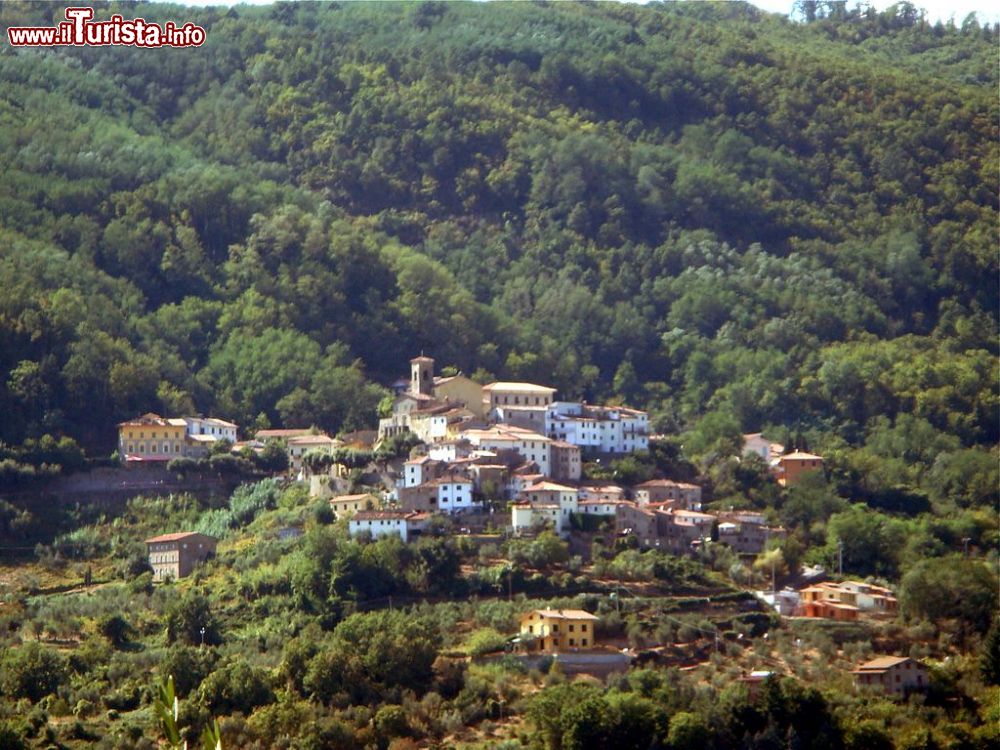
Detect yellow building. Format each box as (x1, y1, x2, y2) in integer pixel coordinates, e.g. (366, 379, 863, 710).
(519, 609, 599, 651)
(482, 382, 557, 412)
(434, 374, 486, 418)
(118, 413, 187, 463)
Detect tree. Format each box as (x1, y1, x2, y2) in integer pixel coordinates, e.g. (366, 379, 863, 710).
(980, 617, 1000, 685)
(0, 643, 67, 702)
(900, 556, 998, 639)
(165, 590, 222, 646)
(98, 614, 133, 648)
(198, 661, 274, 716)
(667, 711, 713, 750)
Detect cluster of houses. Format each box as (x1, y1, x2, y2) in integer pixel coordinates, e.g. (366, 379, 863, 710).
(515, 608, 923, 696)
(128, 354, 842, 614)
(302, 355, 812, 560)
(762, 579, 899, 621)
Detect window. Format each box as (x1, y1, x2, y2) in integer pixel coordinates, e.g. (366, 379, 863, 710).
(581, 638, 588, 646)
(569, 638, 575, 646)
(569, 624, 575, 632)
(552, 624, 559, 632)
(152, 444, 157, 453)
(581, 624, 588, 632)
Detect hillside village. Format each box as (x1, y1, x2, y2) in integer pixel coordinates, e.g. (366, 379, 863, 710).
(112, 353, 888, 625)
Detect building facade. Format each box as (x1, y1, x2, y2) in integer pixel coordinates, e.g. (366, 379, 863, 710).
(519, 609, 599, 651)
(144, 532, 217, 581)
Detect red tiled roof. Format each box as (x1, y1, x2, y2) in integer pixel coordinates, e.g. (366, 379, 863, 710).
(145, 532, 212, 544)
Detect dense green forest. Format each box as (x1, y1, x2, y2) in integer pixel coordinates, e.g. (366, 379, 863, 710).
(1, 0, 996, 457)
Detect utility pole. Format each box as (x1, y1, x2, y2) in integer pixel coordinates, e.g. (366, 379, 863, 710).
(837, 541, 844, 577)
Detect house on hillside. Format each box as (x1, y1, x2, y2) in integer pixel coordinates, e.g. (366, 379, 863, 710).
(434, 372, 486, 418)
(145, 532, 217, 581)
(852, 656, 927, 695)
(633, 479, 702, 509)
(742, 433, 785, 463)
(287, 433, 341, 475)
(519, 609, 599, 652)
(119, 413, 241, 463)
(348, 510, 429, 542)
(483, 382, 557, 412)
(328, 493, 377, 520)
(772, 451, 824, 486)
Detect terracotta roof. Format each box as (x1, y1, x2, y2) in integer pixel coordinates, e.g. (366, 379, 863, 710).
(330, 494, 374, 503)
(427, 474, 473, 486)
(852, 656, 914, 673)
(257, 428, 313, 439)
(119, 413, 169, 427)
(780, 451, 823, 461)
(523, 481, 578, 492)
(636, 479, 701, 490)
(550, 440, 580, 450)
(351, 511, 416, 521)
(410, 355, 435, 363)
(522, 609, 598, 621)
(288, 434, 339, 445)
(483, 382, 557, 393)
(145, 532, 213, 544)
(191, 417, 238, 428)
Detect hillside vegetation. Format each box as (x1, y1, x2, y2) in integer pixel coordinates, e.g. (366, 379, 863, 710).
(0, 0, 995, 449)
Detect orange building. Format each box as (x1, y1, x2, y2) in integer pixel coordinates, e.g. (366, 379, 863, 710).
(773, 451, 824, 486)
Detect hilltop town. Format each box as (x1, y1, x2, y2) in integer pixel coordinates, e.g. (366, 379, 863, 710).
(115, 353, 901, 629)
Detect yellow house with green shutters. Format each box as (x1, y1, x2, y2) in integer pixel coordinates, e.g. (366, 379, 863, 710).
(519, 609, 599, 652)
(118, 413, 187, 463)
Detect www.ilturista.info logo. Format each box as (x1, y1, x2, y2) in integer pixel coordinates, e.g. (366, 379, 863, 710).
(7, 7, 206, 48)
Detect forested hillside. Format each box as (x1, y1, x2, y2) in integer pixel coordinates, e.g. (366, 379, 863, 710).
(1, 0, 996, 490)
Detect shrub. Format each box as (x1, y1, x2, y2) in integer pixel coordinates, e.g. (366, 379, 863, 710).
(465, 628, 509, 657)
(0, 643, 67, 702)
(198, 661, 274, 716)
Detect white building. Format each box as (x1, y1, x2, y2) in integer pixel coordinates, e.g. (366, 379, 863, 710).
(462, 426, 552, 476)
(427, 440, 474, 463)
(578, 500, 628, 517)
(743, 433, 785, 463)
(183, 417, 238, 443)
(429, 475, 474, 512)
(545, 402, 649, 454)
(510, 502, 568, 535)
(402, 455, 442, 488)
(348, 510, 428, 542)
